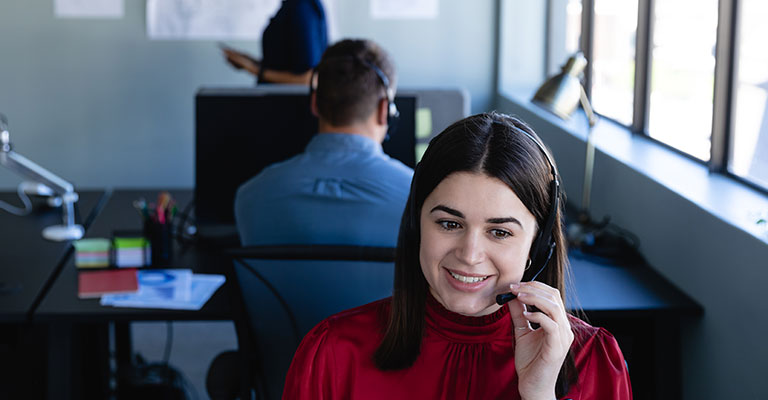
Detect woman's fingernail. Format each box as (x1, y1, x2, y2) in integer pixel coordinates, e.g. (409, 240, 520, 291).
(509, 283, 520, 289)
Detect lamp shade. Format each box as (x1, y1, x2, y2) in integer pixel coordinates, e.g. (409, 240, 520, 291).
(532, 53, 588, 120)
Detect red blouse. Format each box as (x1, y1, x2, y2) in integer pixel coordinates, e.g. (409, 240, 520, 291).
(283, 295, 632, 399)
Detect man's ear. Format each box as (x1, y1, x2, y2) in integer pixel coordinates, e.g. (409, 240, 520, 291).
(310, 92, 319, 117)
(377, 98, 389, 126)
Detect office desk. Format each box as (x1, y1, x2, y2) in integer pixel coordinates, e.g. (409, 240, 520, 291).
(569, 250, 702, 399)
(36, 190, 233, 321)
(0, 191, 105, 322)
(0, 191, 105, 400)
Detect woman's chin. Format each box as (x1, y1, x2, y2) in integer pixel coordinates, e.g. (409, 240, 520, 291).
(446, 296, 500, 317)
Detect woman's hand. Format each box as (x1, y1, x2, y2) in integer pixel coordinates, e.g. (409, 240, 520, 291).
(507, 281, 574, 400)
(221, 48, 260, 76)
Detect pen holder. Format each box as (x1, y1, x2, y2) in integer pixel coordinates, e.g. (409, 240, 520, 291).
(143, 219, 173, 267)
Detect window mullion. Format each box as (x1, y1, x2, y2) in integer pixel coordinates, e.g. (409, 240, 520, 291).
(633, 0, 653, 134)
(710, 0, 738, 172)
(581, 0, 595, 98)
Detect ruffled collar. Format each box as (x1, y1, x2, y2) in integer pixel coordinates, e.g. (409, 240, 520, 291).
(424, 293, 512, 343)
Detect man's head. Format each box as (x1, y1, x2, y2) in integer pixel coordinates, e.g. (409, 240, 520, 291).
(312, 39, 397, 141)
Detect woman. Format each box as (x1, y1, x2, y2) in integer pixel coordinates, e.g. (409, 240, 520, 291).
(222, 0, 327, 84)
(282, 113, 632, 399)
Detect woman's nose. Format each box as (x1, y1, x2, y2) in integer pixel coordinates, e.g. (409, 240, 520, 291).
(455, 231, 485, 265)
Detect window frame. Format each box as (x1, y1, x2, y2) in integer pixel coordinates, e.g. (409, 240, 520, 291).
(547, 0, 767, 195)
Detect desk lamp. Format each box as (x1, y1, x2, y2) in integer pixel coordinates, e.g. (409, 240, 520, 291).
(532, 54, 638, 261)
(0, 114, 84, 241)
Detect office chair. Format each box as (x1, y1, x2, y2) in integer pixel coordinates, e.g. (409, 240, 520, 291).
(208, 245, 395, 400)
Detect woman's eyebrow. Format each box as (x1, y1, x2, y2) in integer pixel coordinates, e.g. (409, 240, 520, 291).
(430, 205, 463, 218)
(487, 217, 523, 228)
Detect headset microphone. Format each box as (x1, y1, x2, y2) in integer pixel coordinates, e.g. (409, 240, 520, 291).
(495, 124, 561, 306)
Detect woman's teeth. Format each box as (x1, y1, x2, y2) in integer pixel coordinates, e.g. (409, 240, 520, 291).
(449, 271, 488, 283)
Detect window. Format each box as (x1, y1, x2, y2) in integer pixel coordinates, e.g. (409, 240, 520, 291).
(547, 0, 767, 192)
(647, 0, 717, 161)
(590, 0, 638, 127)
(732, 0, 768, 188)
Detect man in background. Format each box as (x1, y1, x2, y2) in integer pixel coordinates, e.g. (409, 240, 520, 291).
(234, 38, 413, 247)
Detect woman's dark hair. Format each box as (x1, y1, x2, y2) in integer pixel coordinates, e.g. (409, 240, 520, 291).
(373, 112, 578, 396)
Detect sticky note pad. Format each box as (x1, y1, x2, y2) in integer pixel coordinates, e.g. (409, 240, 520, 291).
(73, 238, 111, 268)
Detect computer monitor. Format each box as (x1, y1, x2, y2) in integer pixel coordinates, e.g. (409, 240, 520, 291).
(195, 86, 417, 229)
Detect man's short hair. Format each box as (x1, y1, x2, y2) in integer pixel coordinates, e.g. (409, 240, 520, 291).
(315, 39, 397, 126)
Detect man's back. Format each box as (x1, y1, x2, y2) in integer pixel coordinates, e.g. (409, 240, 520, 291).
(234, 133, 413, 246)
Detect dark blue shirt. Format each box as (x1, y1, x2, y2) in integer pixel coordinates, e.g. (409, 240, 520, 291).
(261, 0, 328, 77)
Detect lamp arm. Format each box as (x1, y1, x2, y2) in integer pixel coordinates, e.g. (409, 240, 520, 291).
(579, 85, 597, 216)
(0, 150, 75, 196)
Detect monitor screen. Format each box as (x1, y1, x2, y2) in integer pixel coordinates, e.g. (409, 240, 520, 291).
(195, 87, 417, 227)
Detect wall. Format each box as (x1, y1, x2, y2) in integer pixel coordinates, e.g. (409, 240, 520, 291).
(0, 0, 496, 190)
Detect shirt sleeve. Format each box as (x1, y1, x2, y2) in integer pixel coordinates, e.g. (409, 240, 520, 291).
(571, 327, 633, 399)
(287, 0, 326, 73)
(282, 319, 337, 399)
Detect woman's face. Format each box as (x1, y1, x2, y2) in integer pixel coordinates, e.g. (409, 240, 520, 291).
(419, 172, 538, 317)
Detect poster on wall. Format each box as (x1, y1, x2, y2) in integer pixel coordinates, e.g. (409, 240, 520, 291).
(146, 0, 338, 41)
(370, 0, 438, 20)
(146, 0, 281, 40)
(55, 0, 124, 18)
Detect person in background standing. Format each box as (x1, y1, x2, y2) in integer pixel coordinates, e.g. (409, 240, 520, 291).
(221, 0, 327, 84)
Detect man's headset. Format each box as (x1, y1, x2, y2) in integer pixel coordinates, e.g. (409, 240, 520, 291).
(310, 56, 400, 130)
(495, 124, 561, 305)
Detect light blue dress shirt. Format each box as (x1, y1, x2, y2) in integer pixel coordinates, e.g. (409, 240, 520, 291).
(234, 133, 414, 246)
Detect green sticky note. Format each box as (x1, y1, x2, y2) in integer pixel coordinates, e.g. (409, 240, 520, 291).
(416, 108, 433, 139)
(73, 238, 111, 252)
(113, 237, 148, 249)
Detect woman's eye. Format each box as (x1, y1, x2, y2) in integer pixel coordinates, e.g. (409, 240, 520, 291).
(490, 229, 512, 239)
(438, 220, 461, 231)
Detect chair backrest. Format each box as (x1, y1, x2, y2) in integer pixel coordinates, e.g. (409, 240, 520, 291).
(228, 245, 395, 400)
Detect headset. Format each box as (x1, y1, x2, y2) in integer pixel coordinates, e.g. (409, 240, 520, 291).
(496, 123, 561, 305)
(309, 56, 400, 131)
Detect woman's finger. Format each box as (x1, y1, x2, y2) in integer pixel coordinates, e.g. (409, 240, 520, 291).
(507, 298, 533, 337)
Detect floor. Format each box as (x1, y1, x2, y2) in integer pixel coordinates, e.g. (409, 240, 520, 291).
(131, 321, 238, 400)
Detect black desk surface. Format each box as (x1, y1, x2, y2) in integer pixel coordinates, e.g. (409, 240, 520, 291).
(0, 191, 105, 322)
(568, 250, 702, 316)
(35, 190, 233, 321)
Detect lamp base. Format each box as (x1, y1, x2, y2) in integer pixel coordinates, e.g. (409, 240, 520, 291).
(567, 212, 643, 265)
(42, 224, 85, 241)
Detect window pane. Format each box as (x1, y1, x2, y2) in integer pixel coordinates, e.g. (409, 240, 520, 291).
(591, 0, 638, 126)
(732, 0, 768, 189)
(647, 0, 717, 161)
(565, 0, 582, 54)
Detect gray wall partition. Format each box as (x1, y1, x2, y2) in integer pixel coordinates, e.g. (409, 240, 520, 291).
(0, 0, 496, 190)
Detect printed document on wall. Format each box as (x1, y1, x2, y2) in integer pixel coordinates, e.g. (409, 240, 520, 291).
(55, 0, 124, 18)
(370, 0, 439, 19)
(146, 0, 281, 40)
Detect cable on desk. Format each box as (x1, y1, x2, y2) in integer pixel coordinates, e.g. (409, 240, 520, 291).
(233, 257, 301, 348)
(0, 183, 32, 216)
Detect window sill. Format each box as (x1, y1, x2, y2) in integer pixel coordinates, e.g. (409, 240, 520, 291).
(497, 86, 768, 245)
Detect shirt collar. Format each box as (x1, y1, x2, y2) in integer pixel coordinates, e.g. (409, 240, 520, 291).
(305, 133, 383, 155)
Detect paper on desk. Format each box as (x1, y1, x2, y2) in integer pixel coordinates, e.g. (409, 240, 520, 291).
(101, 273, 224, 310)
